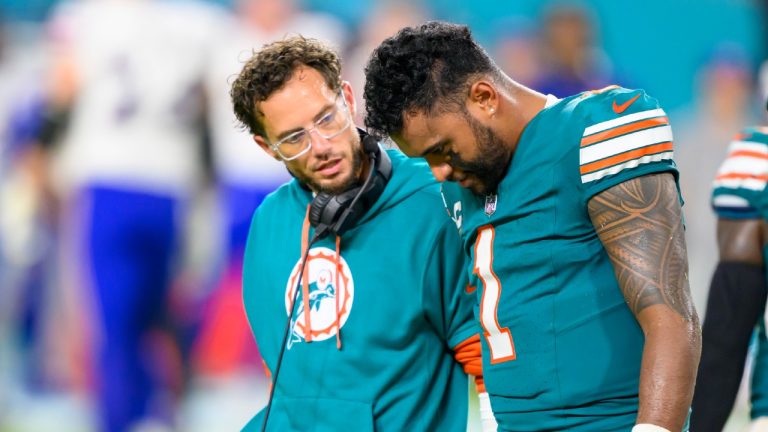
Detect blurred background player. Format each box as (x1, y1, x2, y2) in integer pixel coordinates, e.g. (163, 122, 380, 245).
(530, 3, 619, 97)
(675, 45, 759, 306)
(0, 20, 68, 425)
(343, 0, 428, 125)
(34, 0, 220, 430)
(486, 16, 541, 90)
(691, 62, 768, 432)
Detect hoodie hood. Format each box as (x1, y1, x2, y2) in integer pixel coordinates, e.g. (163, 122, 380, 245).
(356, 146, 436, 223)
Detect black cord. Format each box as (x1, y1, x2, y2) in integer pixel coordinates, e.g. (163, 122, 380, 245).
(329, 150, 378, 235)
(260, 227, 327, 432)
(348, 151, 377, 211)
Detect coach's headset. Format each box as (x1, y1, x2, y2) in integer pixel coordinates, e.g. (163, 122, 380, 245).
(308, 130, 392, 239)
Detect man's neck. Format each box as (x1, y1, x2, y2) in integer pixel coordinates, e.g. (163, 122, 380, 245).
(500, 83, 549, 155)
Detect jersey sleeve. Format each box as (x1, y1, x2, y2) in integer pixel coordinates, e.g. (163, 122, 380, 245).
(421, 216, 478, 350)
(711, 127, 768, 219)
(577, 87, 678, 199)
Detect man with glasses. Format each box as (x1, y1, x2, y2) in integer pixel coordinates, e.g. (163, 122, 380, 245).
(230, 36, 493, 431)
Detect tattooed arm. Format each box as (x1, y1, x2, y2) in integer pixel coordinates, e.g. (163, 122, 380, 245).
(588, 172, 702, 432)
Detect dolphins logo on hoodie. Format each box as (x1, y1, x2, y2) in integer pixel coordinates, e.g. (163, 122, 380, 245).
(284, 247, 355, 349)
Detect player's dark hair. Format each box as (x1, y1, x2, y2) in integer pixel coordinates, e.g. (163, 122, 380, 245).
(231, 36, 343, 138)
(363, 21, 501, 139)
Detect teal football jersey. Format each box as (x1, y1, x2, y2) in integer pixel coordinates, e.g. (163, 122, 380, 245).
(241, 149, 478, 431)
(441, 87, 680, 431)
(710, 127, 768, 419)
(711, 127, 768, 220)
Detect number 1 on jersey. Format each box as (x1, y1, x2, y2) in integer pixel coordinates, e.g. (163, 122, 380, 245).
(474, 226, 516, 363)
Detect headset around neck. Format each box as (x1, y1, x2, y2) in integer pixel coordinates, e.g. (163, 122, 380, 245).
(308, 132, 392, 239)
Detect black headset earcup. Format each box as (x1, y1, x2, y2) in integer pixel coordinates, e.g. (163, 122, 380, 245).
(307, 134, 392, 238)
(309, 192, 334, 228)
(310, 187, 362, 230)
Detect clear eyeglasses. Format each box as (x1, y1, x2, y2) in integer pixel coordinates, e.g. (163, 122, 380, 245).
(269, 92, 352, 161)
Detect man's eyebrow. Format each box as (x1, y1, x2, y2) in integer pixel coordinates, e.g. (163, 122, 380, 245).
(274, 100, 337, 140)
(418, 139, 449, 157)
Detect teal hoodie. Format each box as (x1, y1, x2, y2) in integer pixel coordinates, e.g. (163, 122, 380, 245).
(241, 147, 477, 431)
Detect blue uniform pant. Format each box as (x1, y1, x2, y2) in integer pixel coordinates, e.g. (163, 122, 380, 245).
(80, 186, 178, 432)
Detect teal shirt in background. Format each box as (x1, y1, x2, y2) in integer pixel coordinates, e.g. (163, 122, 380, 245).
(441, 87, 680, 431)
(241, 149, 478, 431)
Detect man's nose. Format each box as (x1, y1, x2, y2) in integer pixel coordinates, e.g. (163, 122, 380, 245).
(429, 161, 453, 183)
(308, 129, 333, 154)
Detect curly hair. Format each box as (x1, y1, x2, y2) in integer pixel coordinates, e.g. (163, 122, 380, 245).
(363, 21, 500, 138)
(230, 36, 343, 137)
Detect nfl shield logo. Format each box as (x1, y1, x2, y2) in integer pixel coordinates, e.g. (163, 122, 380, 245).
(484, 194, 497, 216)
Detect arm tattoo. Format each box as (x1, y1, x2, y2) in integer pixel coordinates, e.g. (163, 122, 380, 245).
(588, 173, 696, 321)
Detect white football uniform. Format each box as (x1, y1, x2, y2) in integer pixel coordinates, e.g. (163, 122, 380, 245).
(51, 0, 221, 196)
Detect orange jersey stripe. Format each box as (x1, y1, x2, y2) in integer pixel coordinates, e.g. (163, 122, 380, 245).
(581, 116, 669, 147)
(727, 150, 768, 160)
(580, 142, 673, 175)
(715, 173, 768, 181)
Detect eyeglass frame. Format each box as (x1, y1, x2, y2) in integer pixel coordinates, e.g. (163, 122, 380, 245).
(266, 88, 353, 161)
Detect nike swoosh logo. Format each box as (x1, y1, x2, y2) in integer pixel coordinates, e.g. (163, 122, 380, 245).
(465, 284, 477, 294)
(612, 94, 641, 114)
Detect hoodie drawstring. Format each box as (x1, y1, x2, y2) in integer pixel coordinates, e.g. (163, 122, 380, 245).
(300, 205, 343, 350)
(300, 206, 312, 343)
(334, 235, 342, 350)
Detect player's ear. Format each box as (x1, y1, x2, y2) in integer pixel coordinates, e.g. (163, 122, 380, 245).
(253, 135, 281, 162)
(341, 80, 356, 117)
(469, 80, 498, 117)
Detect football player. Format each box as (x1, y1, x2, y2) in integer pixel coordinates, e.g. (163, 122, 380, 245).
(364, 21, 700, 432)
(691, 72, 768, 432)
(38, 0, 219, 430)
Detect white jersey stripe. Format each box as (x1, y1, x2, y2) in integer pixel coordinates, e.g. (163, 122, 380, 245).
(581, 152, 673, 183)
(728, 141, 768, 155)
(580, 125, 673, 165)
(712, 177, 767, 191)
(583, 108, 667, 136)
(716, 156, 768, 177)
(712, 194, 752, 209)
